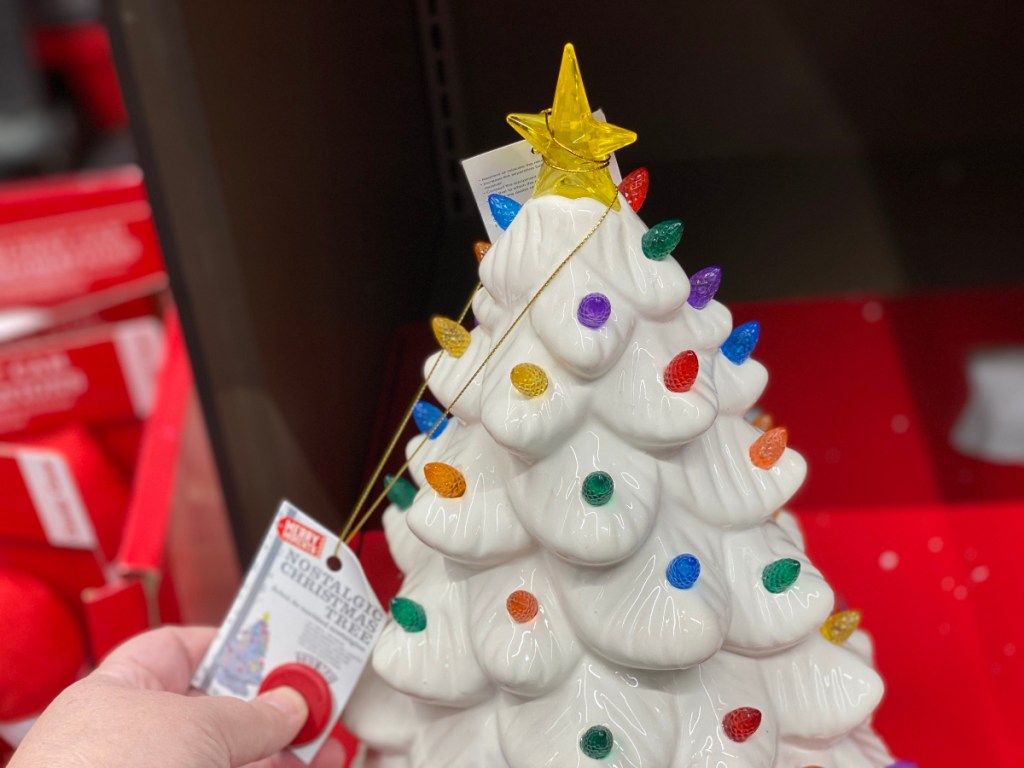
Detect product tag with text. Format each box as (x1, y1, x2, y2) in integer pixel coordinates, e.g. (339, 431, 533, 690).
(461, 108, 623, 241)
(193, 501, 385, 764)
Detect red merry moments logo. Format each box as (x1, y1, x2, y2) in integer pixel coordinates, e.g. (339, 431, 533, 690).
(276, 517, 325, 557)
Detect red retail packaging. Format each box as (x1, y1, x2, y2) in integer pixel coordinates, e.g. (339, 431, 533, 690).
(0, 167, 163, 309)
(0, 317, 164, 437)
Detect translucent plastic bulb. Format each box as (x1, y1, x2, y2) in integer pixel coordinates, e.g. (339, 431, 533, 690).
(663, 350, 699, 392)
(762, 558, 801, 593)
(721, 321, 760, 364)
(641, 219, 683, 260)
(579, 725, 614, 759)
(412, 400, 448, 439)
(750, 426, 788, 469)
(510, 363, 549, 397)
(431, 316, 471, 357)
(581, 471, 614, 506)
(390, 596, 427, 633)
(618, 167, 649, 212)
(722, 707, 762, 742)
(423, 462, 467, 498)
(473, 240, 491, 263)
(666, 554, 701, 589)
(750, 411, 775, 431)
(383, 474, 417, 511)
(488, 194, 521, 230)
(577, 292, 611, 329)
(687, 265, 722, 309)
(821, 609, 862, 644)
(506, 590, 539, 623)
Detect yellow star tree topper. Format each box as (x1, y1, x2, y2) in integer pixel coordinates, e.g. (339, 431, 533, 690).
(508, 44, 637, 207)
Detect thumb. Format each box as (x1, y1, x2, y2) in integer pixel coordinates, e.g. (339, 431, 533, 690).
(192, 687, 309, 766)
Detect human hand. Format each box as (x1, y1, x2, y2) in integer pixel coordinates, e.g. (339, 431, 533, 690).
(9, 626, 345, 768)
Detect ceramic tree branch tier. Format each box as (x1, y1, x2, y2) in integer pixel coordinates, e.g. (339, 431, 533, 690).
(345, 44, 895, 768)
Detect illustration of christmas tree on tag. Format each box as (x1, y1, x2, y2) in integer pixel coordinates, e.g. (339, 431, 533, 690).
(214, 613, 270, 696)
(345, 44, 901, 768)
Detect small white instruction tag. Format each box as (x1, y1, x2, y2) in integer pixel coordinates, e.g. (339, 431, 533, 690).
(192, 501, 385, 764)
(461, 108, 623, 241)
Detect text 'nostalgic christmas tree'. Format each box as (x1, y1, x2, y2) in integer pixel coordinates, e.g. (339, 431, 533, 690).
(345, 44, 895, 768)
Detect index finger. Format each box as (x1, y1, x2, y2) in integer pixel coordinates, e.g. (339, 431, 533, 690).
(96, 625, 219, 693)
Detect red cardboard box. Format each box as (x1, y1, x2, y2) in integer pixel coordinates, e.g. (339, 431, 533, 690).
(0, 317, 164, 438)
(0, 168, 162, 310)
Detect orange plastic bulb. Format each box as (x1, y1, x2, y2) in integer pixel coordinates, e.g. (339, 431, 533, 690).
(750, 426, 788, 469)
(431, 316, 471, 358)
(821, 609, 861, 645)
(423, 462, 467, 498)
(473, 241, 491, 263)
(510, 363, 549, 397)
(506, 590, 539, 623)
(751, 412, 775, 431)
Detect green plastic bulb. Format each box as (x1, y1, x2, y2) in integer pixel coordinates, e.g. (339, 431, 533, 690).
(762, 558, 801, 594)
(384, 474, 417, 511)
(390, 597, 427, 633)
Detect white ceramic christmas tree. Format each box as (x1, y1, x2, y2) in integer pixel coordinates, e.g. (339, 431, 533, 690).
(345, 44, 895, 768)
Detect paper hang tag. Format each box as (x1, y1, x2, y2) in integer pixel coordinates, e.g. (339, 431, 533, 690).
(461, 108, 623, 242)
(192, 501, 385, 764)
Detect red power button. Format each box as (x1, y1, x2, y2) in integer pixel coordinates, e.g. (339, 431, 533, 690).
(257, 663, 333, 746)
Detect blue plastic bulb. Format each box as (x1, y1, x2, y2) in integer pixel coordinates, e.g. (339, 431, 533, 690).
(488, 194, 522, 230)
(412, 400, 448, 439)
(721, 321, 760, 364)
(666, 554, 701, 589)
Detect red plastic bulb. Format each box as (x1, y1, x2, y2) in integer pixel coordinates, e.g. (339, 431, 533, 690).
(663, 350, 699, 393)
(618, 167, 649, 213)
(722, 707, 762, 742)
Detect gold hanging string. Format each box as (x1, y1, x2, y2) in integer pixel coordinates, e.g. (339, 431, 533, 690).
(335, 194, 617, 551)
(336, 284, 479, 545)
(534, 109, 610, 173)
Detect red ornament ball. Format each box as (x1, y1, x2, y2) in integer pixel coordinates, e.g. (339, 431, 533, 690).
(0, 569, 86, 720)
(664, 350, 699, 393)
(722, 706, 762, 742)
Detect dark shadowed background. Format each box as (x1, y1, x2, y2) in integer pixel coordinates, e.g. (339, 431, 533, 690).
(105, 0, 1024, 559)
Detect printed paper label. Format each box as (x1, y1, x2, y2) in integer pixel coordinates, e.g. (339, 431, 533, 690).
(111, 317, 165, 419)
(461, 108, 623, 241)
(193, 501, 385, 764)
(15, 449, 97, 550)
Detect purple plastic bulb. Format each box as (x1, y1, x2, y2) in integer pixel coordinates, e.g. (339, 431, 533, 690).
(688, 266, 722, 309)
(577, 293, 612, 329)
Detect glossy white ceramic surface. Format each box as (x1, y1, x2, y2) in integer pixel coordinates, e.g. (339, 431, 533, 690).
(349, 195, 891, 767)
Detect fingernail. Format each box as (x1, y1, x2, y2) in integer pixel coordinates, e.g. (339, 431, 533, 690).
(257, 685, 308, 718)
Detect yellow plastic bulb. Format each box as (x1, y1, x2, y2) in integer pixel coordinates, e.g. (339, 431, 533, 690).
(507, 44, 636, 207)
(431, 316, 471, 358)
(510, 363, 549, 398)
(821, 609, 862, 645)
(423, 462, 467, 498)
